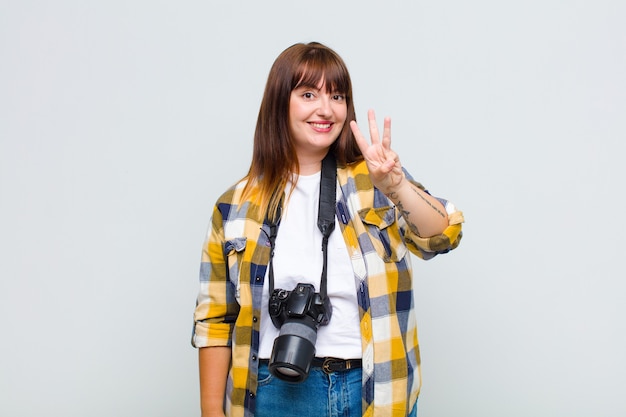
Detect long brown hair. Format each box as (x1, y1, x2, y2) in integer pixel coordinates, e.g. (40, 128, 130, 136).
(241, 42, 362, 221)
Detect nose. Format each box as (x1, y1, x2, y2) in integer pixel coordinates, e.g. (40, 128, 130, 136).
(316, 94, 332, 117)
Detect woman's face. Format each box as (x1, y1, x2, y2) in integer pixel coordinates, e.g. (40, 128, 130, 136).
(288, 81, 347, 161)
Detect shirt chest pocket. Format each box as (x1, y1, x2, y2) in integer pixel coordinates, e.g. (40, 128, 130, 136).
(223, 237, 247, 301)
(358, 206, 407, 263)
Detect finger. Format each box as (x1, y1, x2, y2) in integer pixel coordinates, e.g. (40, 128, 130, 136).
(382, 116, 392, 150)
(367, 109, 380, 144)
(350, 120, 370, 155)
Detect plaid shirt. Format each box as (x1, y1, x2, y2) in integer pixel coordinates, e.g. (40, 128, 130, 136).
(193, 160, 464, 417)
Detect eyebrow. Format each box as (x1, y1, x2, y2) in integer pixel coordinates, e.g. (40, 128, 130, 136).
(294, 84, 345, 95)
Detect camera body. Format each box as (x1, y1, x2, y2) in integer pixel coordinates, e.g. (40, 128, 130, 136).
(268, 283, 332, 382)
(269, 283, 332, 329)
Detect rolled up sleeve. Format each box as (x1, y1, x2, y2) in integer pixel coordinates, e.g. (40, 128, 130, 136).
(402, 191, 465, 260)
(192, 206, 240, 348)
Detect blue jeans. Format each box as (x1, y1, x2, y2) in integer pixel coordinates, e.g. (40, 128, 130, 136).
(255, 362, 418, 417)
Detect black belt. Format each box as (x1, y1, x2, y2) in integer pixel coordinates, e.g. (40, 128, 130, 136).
(259, 357, 362, 374)
(311, 357, 362, 374)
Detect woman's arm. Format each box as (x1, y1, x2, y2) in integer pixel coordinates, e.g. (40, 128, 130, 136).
(194, 202, 238, 417)
(199, 346, 231, 417)
(350, 109, 449, 237)
(384, 178, 448, 237)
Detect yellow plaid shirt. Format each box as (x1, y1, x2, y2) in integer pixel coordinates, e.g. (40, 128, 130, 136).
(193, 160, 464, 416)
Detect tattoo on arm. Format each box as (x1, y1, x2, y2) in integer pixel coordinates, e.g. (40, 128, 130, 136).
(396, 200, 421, 236)
(412, 187, 446, 218)
(386, 187, 445, 218)
(390, 186, 447, 237)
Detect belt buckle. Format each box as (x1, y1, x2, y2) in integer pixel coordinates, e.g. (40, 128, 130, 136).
(322, 357, 338, 374)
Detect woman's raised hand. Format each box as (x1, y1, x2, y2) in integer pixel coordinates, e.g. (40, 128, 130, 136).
(350, 109, 405, 195)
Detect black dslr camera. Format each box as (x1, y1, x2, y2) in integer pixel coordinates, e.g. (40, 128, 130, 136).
(268, 283, 332, 382)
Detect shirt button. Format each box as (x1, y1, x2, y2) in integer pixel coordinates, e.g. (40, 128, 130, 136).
(255, 276, 261, 282)
(252, 355, 257, 361)
(253, 316, 258, 322)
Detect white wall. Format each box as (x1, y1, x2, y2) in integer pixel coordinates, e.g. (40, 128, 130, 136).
(1, 1, 624, 416)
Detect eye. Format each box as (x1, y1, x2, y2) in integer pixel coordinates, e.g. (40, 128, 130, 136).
(332, 94, 345, 102)
(302, 92, 315, 99)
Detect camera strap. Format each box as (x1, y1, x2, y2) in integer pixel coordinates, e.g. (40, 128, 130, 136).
(267, 152, 337, 301)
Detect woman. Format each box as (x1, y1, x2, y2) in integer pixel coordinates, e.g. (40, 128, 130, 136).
(192, 42, 464, 417)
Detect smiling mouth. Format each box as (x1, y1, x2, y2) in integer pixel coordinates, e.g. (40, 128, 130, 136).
(309, 122, 332, 129)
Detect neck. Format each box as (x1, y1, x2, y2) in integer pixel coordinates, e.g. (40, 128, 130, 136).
(298, 160, 322, 175)
(297, 150, 329, 176)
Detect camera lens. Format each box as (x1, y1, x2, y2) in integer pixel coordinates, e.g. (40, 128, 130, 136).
(268, 318, 317, 382)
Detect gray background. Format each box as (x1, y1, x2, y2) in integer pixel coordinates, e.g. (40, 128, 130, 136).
(1, 1, 625, 416)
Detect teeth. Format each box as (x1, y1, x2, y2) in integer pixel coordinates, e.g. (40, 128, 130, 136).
(311, 123, 331, 129)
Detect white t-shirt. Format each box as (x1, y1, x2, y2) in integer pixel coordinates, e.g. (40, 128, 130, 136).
(258, 172, 362, 359)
